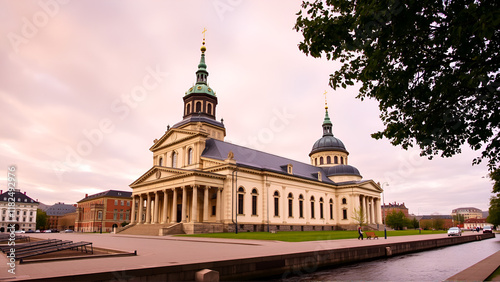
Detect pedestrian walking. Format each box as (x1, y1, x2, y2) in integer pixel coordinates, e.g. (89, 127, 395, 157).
(358, 226, 363, 240)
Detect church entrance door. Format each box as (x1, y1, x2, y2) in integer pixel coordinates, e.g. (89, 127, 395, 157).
(177, 204, 182, 222)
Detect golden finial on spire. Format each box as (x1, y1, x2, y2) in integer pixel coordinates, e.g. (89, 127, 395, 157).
(201, 28, 207, 53)
(323, 90, 328, 109)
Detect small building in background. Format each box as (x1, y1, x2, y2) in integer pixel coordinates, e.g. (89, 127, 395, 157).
(381, 202, 409, 223)
(451, 207, 483, 220)
(75, 190, 132, 232)
(419, 215, 453, 230)
(463, 218, 491, 230)
(0, 189, 39, 232)
(46, 202, 77, 230)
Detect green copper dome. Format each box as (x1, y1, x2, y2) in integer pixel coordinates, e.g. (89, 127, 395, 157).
(186, 84, 216, 96)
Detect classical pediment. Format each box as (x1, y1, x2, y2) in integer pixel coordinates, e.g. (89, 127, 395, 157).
(149, 128, 207, 151)
(130, 166, 190, 187)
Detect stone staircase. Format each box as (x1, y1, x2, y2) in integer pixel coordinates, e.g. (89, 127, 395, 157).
(118, 223, 174, 236)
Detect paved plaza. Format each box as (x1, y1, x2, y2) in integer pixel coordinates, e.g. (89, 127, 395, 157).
(0, 232, 497, 281)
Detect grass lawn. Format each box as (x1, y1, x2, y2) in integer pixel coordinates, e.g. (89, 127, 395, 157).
(177, 229, 446, 242)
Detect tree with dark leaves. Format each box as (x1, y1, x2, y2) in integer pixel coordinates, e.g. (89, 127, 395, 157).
(295, 0, 499, 184)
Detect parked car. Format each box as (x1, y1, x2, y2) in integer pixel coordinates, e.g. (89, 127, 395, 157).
(483, 226, 493, 233)
(35, 230, 41, 233)
(51, 229, 60, 233)
(63, 229, 74, 233)
(43, 229, 51, 233)
(447, 227, 462, 236)
(25, 230, 35, 233)
(14, 230, 25, 234)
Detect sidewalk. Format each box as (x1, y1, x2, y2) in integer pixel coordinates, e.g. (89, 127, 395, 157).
(0, 232, 496, 281)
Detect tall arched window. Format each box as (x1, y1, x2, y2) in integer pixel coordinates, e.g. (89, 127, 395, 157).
(207, 103, 212, 115)
(341, 156, 344, 164)
(196, 101, 202, 113)
(314, 158, 317, 166)
(237, 187, 244, 215)
(187, 148, 193, 165)
(288, 193, 293, 217)
(320, 197, 324, 219)
(251, 189, 258, 216)
(186, 104, 191, 115)
(334, 156, 339, 164)
(159, 157, 163, 166)
(320, 157, 324, 165)
(273, 191, 280, 217)
(342, 198, 347, 205)
(299, 195, 304, 218)
(326, 156, 331, 164)
(329, 199, 334, 220)
(171, 152, 177, 168)
(310, 196, 315, 219)
(342, 209, 348, 220)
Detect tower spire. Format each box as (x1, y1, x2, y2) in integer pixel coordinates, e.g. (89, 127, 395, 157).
(322, 91, 333, 136)
(196, 28, 208, 84)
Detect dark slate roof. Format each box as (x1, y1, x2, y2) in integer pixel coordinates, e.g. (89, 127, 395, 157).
(201, 139, 364, 184)
(172, 116, 225, 129)
(78, 190, 132, 203)
(46, 203, 77, 216)
(0, 190, 38, 204)
(310, 135, 348, 155)
(324, 165, 361, 177)
(421, 215, 453, 220)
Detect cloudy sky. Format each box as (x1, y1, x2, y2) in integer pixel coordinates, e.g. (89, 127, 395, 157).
(0, 0, 493, 215)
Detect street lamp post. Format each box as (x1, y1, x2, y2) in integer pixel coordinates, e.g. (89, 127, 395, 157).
(381, 182, 389, 239)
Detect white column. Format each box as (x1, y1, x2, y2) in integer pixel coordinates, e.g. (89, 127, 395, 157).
(203, 187, 209, 222)
(192, 186, 198, 222)
(130, 195, 136, 224)
(181, 187, 187, 222)
(153, 191, 159, 224)
(172, 188, 178, 222)
(162, 189, 168, 224)
(145, 193, 151, 224)
(138, 194, 144, 224)
(216, 188, 222, 222)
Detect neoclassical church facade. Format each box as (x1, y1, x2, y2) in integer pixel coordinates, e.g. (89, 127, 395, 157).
(123, 39, 383, 235)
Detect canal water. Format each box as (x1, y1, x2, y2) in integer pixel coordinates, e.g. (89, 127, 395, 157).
(281, 235, 500, 281)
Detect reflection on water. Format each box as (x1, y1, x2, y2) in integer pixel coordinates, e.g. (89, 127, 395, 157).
(281, 236, 500, 281)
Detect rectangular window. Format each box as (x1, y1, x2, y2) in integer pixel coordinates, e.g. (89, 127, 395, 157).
(330, 204, 333, 220)
(343, 209, 347, 220)
(237, 194, 244, 215)
(98, 211, 102, 220)
(299, 201, 304, 218)
(114, 200, 118, 205)
(127, 201, 130, 206)
(113, 209, 117, 220)
(252, 195, 257, 215)
(30, 211, 33, 216)
(288, 199, 293, 217)
(121, 200, 124, 206)
(274, 197, 279, 217)
(126, 214, 129, 220)
(311, 202, 315, 219)
(23, 211, 26, 215)
(320, 203, 324, 219)
(212, 205, 216, 216)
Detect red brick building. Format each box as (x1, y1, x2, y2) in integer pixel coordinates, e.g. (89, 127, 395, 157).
(46, 203, 77, 230)
(381, 202, 409, 224)
(75, 190, 132, 232)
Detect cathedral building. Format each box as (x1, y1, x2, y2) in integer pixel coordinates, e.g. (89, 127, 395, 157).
(123, 39, 383, 235)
